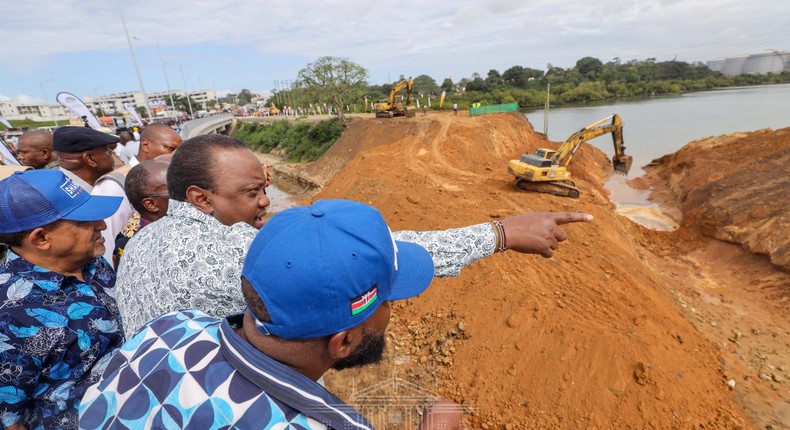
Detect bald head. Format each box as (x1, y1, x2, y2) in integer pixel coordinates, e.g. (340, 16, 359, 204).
(125, 160, 170, 221)
(137, 124, 182, 161)
(17, 131, 56, 169)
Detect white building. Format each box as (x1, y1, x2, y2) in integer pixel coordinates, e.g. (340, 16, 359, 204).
(84, 89, 218, 116)
(707, 51, 790, 76)
(0, 99, 71, 122)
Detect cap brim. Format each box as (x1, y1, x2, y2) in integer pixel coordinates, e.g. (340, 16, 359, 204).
(61, 195, 123, 222)
(388, 240, 435, 301)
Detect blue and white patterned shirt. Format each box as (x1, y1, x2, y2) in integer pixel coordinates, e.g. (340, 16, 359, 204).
(0, 251, 123, 430)
(80, 310, 373, 430)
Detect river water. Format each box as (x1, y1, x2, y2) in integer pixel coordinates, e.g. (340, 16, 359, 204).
(523, 83, 790, 229)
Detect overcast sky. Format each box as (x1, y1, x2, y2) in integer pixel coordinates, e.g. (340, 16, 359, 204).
(2, 0, 789, 104)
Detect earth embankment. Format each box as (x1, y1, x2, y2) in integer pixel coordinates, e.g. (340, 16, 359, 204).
(265, 111, 788, 429)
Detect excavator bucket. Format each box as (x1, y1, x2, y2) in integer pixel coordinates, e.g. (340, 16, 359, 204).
(612, 155, 633, 175)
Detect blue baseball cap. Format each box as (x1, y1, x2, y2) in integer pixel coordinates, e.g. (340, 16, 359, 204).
(242, 199, 435, 340)
(0, 170, 122, 234)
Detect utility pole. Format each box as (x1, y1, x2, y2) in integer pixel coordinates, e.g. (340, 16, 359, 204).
(115, 0, 153, 122)
(180, 65, 194, 118)
(132, 36, 177, 122)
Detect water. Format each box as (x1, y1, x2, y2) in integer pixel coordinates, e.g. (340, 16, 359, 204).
(523, 83, 790, 228)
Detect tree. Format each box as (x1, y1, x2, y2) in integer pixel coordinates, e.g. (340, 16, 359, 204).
(575, 57, 604, 79)
(297, 56, 368, 121)
(441, 78, 453, 92)
(412, 74, 438, 96)
(238, 89, 254, 106)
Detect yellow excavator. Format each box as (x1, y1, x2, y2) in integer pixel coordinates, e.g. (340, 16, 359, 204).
(374, 77, 416, 118)
(507, 114, 633, 198)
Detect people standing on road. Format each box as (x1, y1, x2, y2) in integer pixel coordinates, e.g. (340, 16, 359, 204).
(114, 133, 593, 337)
(453, 102, 458, 116)
(15, 130, 58, 170)
(80, 200, 462, 430)
(92, 124, 183, 263)
(54, 126, 118, 192)
(0, 169, 124, 430)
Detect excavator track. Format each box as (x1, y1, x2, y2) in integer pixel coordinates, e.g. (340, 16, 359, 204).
(514, 179, 580, 198)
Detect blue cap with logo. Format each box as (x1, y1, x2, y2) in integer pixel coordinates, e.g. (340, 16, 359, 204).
(242, 199, 435, 340)
(0, 170, 122, 233)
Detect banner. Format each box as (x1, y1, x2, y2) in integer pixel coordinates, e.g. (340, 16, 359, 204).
(123, 103, 144, 126)
(0, 117, 12, 129)
(56, 92, 101, 129)
(439, 91, 446, 108)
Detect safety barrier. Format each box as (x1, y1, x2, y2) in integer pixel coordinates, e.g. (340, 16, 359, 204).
(469, 102, 519, 116)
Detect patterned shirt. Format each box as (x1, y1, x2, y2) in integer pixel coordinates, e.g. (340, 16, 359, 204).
(79, 310, 372, 430)
(0, 251, 124, 430)
(116, 200, 497, 337)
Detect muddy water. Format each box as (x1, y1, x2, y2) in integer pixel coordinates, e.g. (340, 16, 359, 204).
(524, 83, 790, 229)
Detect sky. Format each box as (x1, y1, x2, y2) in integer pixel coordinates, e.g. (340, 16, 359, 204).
(2, 0, 789, 104)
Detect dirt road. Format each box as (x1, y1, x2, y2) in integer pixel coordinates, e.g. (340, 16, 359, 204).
(262, 111, 789, 429)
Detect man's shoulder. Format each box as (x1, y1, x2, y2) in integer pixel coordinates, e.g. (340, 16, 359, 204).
(128, 310, 220, 342)
(94, 165, 133, 192)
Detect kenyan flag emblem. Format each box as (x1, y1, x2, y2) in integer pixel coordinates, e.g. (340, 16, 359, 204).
(351, 286, 378, 316)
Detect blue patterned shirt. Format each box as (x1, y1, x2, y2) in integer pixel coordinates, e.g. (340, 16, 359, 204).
(80, 310, 373, 430)
(0, 251, 124, 430)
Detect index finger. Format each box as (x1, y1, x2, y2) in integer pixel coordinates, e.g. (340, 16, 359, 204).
(551, 212, 594, 225)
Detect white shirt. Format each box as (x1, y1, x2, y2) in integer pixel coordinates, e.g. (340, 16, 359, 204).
(92, 156, 139, 263)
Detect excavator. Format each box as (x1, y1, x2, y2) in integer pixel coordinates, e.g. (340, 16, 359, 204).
(374, 77, 416, 118)
(507, 114, 633, 198)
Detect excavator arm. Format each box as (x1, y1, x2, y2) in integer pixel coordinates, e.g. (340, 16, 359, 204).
(552, 114, 632, 174)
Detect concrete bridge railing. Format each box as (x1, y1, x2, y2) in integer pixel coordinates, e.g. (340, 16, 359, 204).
(179, 113, 233, 140)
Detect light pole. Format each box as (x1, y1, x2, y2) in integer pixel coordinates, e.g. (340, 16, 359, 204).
(133, 36, 177, 122)
(38, 79, 59, 126)
(180, 66, 195, 118)
(115, 0, 154, 123)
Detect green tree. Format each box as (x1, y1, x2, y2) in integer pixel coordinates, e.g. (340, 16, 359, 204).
(297, 56, 368, 121)
(575, 57, 604, 79)
(440, 78, 453, 92)
(238, 89, 254, 106)
(413, 74, 438, 96)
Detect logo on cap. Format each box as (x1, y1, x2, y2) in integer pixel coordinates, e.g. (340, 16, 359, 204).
(351, 286, 379, 316)
(59, 177, 81, 198)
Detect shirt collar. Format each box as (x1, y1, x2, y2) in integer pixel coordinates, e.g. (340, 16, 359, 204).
(218, 316, 373, 430)
(4, 249, 100, 284)
(167, 199, 225, 226)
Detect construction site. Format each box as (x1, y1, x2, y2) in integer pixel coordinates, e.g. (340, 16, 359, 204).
(263, 110, 789, 429)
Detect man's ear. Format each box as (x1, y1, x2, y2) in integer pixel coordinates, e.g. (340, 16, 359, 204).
(326, 327, 363, 361)
(185, 185, 213, 215)
(82, 151, 98, 168)
(141, 198, 159, 214)
(139, 138, 150, 155)
(27, 227, 51, 251)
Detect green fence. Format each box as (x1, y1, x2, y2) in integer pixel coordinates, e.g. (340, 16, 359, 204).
(469, 102, 519, 116)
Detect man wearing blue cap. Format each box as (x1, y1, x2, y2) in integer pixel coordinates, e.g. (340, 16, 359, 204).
(81, 200, 461, 430)
(0, 170, 125, 430)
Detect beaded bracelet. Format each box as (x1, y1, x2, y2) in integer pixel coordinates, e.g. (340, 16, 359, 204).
(491, 220, 507, 253)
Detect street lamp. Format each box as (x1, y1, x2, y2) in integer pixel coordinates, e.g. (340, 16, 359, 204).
(38, 79, 59, 126)
(115, 0, 154, 123)
(132, 36, 177, 122)
(180, 66, 195, 118)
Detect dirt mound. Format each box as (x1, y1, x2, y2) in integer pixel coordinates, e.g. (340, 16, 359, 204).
(643, 128, 790, 272)
(283, 111, 780, 428)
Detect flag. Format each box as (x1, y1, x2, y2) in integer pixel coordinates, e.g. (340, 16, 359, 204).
(439, 91, 446, 108)
(57, 92, 101, 129)
(123, 103, 144, 126)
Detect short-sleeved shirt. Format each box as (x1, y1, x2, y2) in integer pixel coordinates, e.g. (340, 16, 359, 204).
(0, 251, 124, 430)
(80, 310, 373, 430)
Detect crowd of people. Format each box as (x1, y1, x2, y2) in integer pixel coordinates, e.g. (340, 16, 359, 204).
(0, 125, 592, 429)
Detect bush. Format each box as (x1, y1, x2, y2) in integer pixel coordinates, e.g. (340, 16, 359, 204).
(233, 118, 346, 162)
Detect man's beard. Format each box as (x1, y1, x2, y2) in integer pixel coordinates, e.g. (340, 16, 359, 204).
(331, 328, 386, 371)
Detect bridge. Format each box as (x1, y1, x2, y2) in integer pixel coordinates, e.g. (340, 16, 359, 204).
(179, 113, 234, 140)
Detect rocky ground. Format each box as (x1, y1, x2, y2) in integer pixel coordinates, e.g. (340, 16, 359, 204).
(258, 111, 789, 429)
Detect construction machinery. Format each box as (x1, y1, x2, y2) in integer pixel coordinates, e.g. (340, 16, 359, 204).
(374, 77, 416, 118)
(507, 114, 633, 198)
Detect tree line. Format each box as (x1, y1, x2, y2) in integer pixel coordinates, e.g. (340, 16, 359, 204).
(271, 56, 790, 120)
